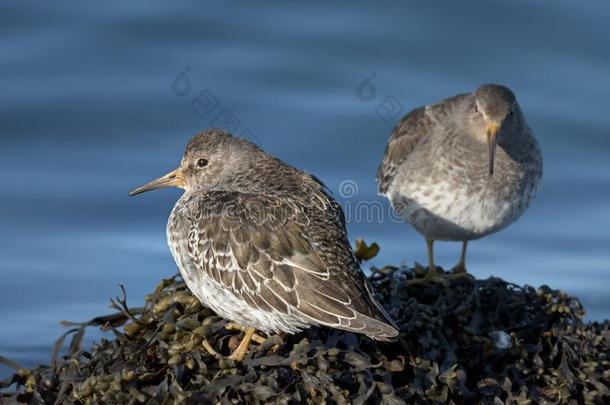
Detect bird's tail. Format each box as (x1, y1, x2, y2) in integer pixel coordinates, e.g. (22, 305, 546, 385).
(354, 312, 400, 341)
(360, 279, 400, 341)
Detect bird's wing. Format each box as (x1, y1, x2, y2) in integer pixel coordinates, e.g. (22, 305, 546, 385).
(376, 93, 468, 195)
(174, 190, 397, 340)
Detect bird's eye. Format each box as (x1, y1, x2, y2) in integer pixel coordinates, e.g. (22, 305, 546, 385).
(508, 110, 514, 118)
(197, 158, 209, 168)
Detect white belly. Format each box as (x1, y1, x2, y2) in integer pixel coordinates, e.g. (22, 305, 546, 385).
(183, 271, 309, 334)
(166, 210, 310, 334)
(388, 179, 527, 241)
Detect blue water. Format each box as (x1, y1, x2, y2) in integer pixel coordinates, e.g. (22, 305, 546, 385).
(1, 1, 609, 376)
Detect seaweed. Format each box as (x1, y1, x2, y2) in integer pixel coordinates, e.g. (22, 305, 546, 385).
(1, 265, 608, 404)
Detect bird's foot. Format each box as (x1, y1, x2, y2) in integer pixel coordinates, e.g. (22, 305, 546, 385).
(225, 322, 266, 344)
(451, 263, 467, 274)
(406, 273, 449, 286)
(446, 271, 474, 282)
(228, 340, 250, 361)
(406, 265, 449, 286)
(407, 264, 474, 286)
(225, 324, 265, 361)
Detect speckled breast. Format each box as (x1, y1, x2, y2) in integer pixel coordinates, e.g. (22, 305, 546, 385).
(388, 164, 540, 241)
(165, 196, 310, 334)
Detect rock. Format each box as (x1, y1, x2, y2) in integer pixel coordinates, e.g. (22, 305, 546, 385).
(1, 265, 608, 404)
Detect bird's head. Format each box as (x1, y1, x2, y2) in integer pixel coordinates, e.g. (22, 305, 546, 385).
(471, 84, 520, 176)
(129, 129, 258, 196)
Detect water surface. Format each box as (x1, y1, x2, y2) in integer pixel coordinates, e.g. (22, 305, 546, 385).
(1, 0, 609, 376)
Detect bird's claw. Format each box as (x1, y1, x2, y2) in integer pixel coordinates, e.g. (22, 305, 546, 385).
(405, 272, 450, 286)
(451, 263, 467, 274)
(225, 325, 263, 362)
(406, 267, 474, 286)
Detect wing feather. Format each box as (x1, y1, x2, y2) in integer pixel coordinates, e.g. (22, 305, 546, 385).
(377, 106, 430, 194)
(377, 93, 469, 195)
(175, 190, 398, 339)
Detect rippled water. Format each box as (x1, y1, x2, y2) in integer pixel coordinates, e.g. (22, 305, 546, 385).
(1, 1, 609, 375)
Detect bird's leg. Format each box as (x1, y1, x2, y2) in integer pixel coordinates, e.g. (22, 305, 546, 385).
(426, 238, 436, 273)
(452, 241, 468, 274)
(407, 239, 448, 285)
(228, 327, 256, 361)
(225, 322, 266, 344)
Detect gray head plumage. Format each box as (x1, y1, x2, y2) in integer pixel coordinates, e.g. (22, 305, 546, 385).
(129, 129, 263, 196)
(473, 84, 517, 124)
(467, 84, 524, 175)
(180, 129, 264, 192)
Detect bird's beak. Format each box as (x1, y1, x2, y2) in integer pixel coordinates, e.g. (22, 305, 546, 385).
(486, 122, 500, 176)
(129, 167, 185, 197)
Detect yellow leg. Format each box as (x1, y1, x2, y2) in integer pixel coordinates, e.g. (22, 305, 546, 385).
(407, 239, 473, 286)
(426, 238, 435, 273)
(225, 322, 266, 344)
(406, 239, 447, 286)
(228, 327, 256, 361)
(452, 241, 468, 274)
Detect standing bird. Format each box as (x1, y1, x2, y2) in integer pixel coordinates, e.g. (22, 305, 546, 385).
(377, 84, 542, 276)
(130, 129, 398, 360)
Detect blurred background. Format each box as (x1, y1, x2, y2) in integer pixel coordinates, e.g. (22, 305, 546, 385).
(1, 0, 609, 376)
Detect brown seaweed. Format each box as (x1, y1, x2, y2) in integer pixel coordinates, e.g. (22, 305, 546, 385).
(1, 265, 608, 404)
